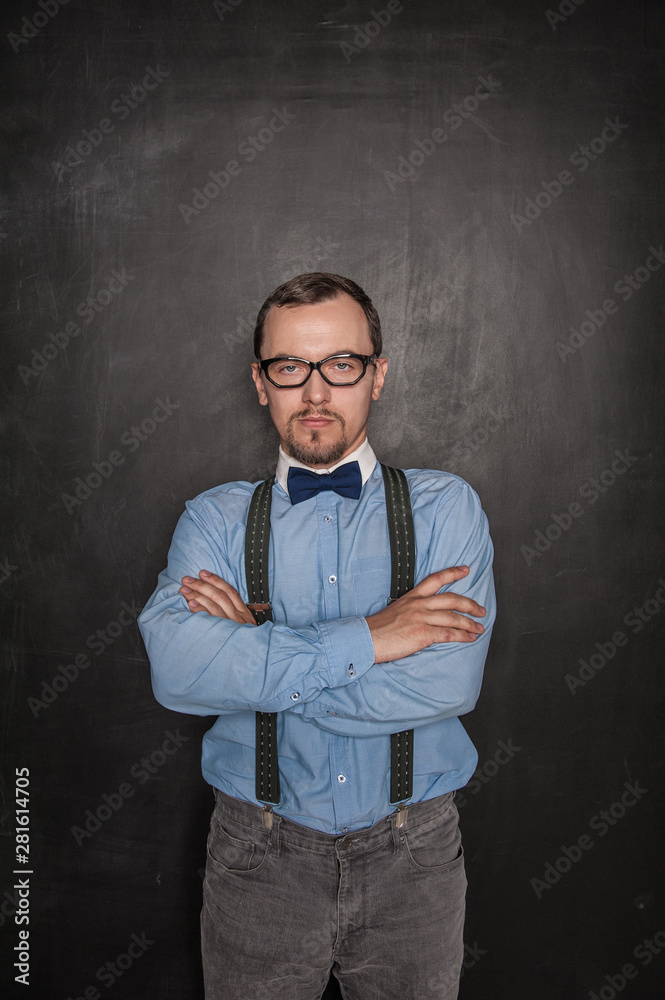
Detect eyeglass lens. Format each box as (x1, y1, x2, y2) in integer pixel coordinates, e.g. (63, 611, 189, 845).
(266, 355, 367, 386)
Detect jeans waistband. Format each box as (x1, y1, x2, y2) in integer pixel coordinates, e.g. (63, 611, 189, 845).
(212, 788, 457, 857)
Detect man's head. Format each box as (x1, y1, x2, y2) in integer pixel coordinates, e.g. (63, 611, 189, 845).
(251, 273, 387, 469)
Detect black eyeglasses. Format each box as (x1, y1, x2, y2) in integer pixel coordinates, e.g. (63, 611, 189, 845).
(258, 353, 377, 388)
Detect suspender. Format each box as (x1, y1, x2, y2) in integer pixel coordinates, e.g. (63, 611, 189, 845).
(244, 465, 415, 810)
(381, 465, 416, 805)
(245, 476, 281, 806)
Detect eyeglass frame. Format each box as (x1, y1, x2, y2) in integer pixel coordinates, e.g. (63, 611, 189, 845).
(257, 352, 379, 388)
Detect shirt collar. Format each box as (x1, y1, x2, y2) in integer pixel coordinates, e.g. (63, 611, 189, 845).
(275, 438, 378, 497)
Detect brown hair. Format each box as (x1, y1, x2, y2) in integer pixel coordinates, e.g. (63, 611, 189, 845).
(253, 272, 382, 358)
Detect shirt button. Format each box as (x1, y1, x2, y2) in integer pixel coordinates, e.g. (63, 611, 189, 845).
(290, 692, 300, 701)
(328, 574, 337, 585)
(337, 774, 346, 783)
(348, 665, 356, 678)
(324, 515, 332, 523)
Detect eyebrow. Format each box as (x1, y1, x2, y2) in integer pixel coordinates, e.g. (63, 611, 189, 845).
(269, 351, 359, 359)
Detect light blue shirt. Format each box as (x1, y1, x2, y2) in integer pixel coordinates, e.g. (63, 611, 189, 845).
(138, 441, 496, 834)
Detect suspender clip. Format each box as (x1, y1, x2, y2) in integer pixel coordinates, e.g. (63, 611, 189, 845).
(261, 805, 274, 830)
(395, 804, 408, 829)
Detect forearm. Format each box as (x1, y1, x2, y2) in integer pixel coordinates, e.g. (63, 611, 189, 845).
(293, 626, 492, 731)
(294, 485, 496, 729)
(139, 584, 375, 716)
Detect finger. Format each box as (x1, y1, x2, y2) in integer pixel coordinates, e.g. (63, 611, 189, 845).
(430, 611, 485, 634)
(179, 582, 239, 618)
(429, 627, 480, 644)
(426, 592, 487, 618)
(194, 571, 253, 621)
(181, 579, 255, 624)
(182, 577, 238, 605)
(412, 566, 471, 596)
(184, 592, 232, 618)
(408, 605, 484, 634)
(183, 571, 242, 600)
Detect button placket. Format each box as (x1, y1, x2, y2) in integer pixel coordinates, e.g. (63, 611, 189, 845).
(330, 732, 352, 831)
(317, 494, 340, 620)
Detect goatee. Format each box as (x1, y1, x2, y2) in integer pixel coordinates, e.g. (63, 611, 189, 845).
(284, 409, 349, 467)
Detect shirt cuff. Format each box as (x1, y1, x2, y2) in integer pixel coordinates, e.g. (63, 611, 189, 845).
(318, 616, 376, 689)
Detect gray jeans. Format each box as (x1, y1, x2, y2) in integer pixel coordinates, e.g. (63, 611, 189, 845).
(201, 788, 467, 999)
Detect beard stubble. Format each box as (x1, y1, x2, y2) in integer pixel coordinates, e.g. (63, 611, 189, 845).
(283, 408, 350, 466)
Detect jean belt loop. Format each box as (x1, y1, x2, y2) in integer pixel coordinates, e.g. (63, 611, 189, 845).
(390, 804, 408, 851)
(263, 807, 282, 858)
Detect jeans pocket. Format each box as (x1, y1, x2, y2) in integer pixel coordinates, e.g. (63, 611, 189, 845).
(400, 807, 465, 873)
(207, 814, 270, 875)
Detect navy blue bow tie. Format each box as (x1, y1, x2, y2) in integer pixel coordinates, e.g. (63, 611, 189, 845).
(287, 462, 362, 505)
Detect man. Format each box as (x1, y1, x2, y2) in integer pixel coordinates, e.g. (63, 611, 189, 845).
(139, 272, 496, 1000)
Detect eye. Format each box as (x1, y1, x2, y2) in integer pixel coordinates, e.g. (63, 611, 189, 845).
(277, 361, 305, 374)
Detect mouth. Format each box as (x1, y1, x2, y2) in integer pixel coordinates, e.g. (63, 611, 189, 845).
(299, 417, 334, 429)
(295, 411, 338, 430)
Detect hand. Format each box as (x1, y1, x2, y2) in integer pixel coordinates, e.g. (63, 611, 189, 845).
(366, 565, 486, 664)
(179, 570, 256, 624)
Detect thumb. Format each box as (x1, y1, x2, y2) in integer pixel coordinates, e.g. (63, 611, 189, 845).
(413, 565, 470, 595)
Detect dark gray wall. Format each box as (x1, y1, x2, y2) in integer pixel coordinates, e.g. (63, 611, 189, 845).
(2, 0, 664, 997)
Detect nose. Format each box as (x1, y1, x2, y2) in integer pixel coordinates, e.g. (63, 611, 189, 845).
(301, 367, 331, 406)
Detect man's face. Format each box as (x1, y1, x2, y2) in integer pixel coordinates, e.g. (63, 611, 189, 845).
(251, 293, 388, 468)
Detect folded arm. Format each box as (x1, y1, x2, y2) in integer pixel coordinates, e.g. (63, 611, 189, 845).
(173, 483, 495, 736)
(291, 483, 495, 734)
(139, 498, 378, 716)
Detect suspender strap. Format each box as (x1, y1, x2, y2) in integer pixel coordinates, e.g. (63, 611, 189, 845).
(381, 465, 416, 805)
(245, 477, 274, 627)
(245, 466, 416, 810)
(245, 477, 281, 806)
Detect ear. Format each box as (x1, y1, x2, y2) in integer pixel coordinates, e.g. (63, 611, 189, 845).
(370, 357, 388, 401)
(251, 362, 269, 407)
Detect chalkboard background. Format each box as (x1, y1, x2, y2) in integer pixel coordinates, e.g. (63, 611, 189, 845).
(2, 0, 664, 997)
